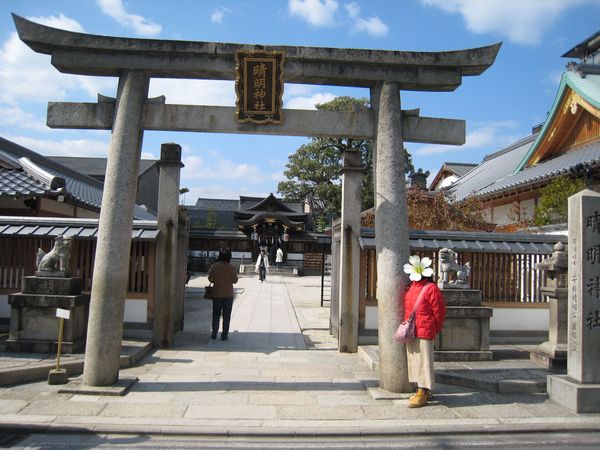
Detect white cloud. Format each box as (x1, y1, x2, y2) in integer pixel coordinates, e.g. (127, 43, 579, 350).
(181, 152, 263, 184)
(270, 171, 285, 183)
(31, 13, 85, 32)
(182, 185, 269, 203)
(288, 0, 339, 27)
(344, 2, 361, 19)
(149, 79, 236, 106)
(141, 151, 156, 160)
(415, 120, 521, 155)
(96, 0, 162, 36)
(0, 107, 49, 133)
(284, 84, 315, 97)
(4, 134, 110, 157)
(353, 16, 389, 37)
(285, 92, 337, 109)
(211, 7, 232, 23)
(420, 0, 594, 45)
(0, 16, 113, 108)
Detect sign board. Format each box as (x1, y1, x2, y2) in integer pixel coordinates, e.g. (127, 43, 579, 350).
(56, 308, 71, 320)
(235, 50, 284, 124)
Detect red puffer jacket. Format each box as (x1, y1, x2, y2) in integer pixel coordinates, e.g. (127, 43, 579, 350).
(403, 280, 446, 340)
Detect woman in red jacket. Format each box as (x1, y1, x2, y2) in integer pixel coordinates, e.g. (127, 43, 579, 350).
(402, 255, 446, 408)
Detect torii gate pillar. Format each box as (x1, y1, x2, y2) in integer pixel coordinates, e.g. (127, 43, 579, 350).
(83, 71, 149, 386)
(374, 82, 412, 392)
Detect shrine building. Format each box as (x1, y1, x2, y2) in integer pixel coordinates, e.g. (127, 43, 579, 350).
(186, 193, 330, 274)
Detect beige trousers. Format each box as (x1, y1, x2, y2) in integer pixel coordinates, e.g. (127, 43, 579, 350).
(406, 338, 435, 390)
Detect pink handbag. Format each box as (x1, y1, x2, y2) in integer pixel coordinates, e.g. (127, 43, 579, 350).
(394, 284, 431, 343)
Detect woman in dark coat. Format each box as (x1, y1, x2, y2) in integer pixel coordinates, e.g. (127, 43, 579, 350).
(402, 255, 446, 408)
(207, 247, 238, 341)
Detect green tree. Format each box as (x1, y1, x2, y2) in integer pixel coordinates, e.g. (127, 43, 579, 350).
(277, 96, 414, 217)
(204, 208, 218, 229)
(533, 176, 585, 226)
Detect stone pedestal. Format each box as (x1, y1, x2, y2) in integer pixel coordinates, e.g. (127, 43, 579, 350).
(7, 276, 90, 353)
(435, 289, 493, 361)
(529, 294, 567, 368)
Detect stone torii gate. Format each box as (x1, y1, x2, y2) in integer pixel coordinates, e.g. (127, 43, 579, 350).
(13, 14, 500, 391)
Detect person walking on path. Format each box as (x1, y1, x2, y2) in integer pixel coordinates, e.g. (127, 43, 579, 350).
(207, 247, 238, 341)
(276, 247, 283, 270)
(401, 255, 446, 408)
(255, 249, 269, 282)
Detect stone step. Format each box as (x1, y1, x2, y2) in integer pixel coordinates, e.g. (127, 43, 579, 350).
(238, 264, 299, 276)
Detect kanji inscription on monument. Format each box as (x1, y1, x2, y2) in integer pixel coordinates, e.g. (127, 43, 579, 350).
(235, 51, 284, 124)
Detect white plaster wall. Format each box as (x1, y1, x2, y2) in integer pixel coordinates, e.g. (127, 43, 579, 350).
(124, 298, 147, 323)
(363, 305, 548, 332)
(365, 306, 378, 329)
(438, 175, 458, 189)
(490, 199, 536, 226)
(483, 207, 493, 223)
(0, 294, 146, 323)
(520, 198, 536, 221)
(0, 294, 9, 318)
(491, 203, 514, 226)
(490, 307, 548, 331)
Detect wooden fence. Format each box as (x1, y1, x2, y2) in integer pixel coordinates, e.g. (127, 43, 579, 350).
(0, 236, 154, 295)
(360, 248, 551, 306)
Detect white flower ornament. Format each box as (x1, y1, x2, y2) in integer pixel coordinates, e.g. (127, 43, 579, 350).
(403, 255, 434, 281)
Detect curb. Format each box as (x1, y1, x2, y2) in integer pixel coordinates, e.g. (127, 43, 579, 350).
(0, 340, 152, 387)
(1, 421, 600, 438)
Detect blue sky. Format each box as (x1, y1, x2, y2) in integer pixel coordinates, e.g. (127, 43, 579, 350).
(1, 0, 599, 205)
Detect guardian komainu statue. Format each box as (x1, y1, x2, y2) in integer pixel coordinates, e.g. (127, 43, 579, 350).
(36, 235, 72, 277)
(438, 247, 470, 288)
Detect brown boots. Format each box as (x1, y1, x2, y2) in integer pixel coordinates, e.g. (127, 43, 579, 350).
(408, 387, 431, 408)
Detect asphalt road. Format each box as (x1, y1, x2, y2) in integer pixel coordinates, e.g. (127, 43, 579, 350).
(4, 431, 600, 449)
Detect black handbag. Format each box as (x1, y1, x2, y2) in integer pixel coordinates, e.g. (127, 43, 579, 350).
(204, 284, 213, 299)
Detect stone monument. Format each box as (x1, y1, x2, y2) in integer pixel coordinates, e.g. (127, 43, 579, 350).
(548, 190, 600, 413)
(435, 248, 493, 361)
(7, 235, 90, 353)
(529, 242, 568, 368)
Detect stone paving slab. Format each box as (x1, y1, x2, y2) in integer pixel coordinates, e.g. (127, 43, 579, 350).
(0, 275, 599, 437)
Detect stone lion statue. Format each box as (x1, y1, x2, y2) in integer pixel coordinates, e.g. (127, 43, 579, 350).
(438, 247, 470, 287)
(36, 235, 73, 276)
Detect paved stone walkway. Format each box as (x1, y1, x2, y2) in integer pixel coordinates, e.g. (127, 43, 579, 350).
(0, 274, 599, 436)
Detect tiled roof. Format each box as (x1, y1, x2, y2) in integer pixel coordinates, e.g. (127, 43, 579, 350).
(188, 208, 238, 229)
(0, 137, 155, 220)
(447, 134, 536, 201)
(193, 196, 305, 214)
(48, 156, 157, 178)
(477, 140, 600, 197)
(193, 198, 240, 211)
(444, 162, 477, 177)
(0, 216, 158, 241)
(0, 167, 52, 197)
(359, 229, 565, 254)
(239, 195, 304, 213)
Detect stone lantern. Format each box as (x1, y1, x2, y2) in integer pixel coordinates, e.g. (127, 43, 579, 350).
(530, 242, 568, 368)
